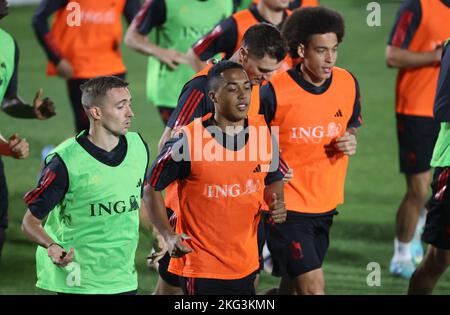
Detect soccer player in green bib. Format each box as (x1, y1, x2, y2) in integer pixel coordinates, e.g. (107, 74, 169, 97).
(21, 76, 149, 295)
(124, 0, 233, 124)
(408, 39, 450, 294)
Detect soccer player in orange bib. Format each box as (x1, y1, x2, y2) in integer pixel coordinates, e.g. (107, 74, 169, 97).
(385, 0, 450, 279)
(143, 60, 287, 295)
(259, 7, 362, 294)
(186, 0, 293, 72)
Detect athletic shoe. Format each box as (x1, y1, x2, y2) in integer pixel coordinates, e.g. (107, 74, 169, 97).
(389, 258, 416, 279)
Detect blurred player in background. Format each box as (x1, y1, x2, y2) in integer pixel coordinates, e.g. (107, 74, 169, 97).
(32, 0, 140, 133)
(124, 0, 233, 125)
(0, 0, 55, 259)
(408, 39, 450, 295)
(186, 0, 293, 72)
(386, 0, 450, 279)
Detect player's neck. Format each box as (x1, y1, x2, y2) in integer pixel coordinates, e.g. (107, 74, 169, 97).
(86, 128, 120, 152)
(299, 63, 327, 87)
(212, 114, 245, 135)
(256, 2, 284, 26)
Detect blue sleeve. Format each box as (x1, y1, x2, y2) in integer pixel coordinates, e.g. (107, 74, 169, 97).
(24, 155, 68, 220)
(31, 0, 67, 65)
(166, 76, 213, 129)
(133, 0, 166, 35)
(387, 0, 422, 48)
(347, 73, 363, 129)
(192, 17, 238, 61)
(145, 135, 191, 191)
(259, 82, 277, 126)
(264, 156, 289, 185)
(434, 43, 450, 122)
(124, 0, 141, 25)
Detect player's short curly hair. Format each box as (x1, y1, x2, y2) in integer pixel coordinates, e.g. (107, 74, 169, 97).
(282, 7, 345, 59)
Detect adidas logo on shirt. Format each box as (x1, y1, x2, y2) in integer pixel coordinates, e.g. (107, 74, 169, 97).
(253, 164, 262, 173)
(334, 109, 343, 117)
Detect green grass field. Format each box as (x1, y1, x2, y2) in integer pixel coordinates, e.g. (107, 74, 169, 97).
(0, 0, 449, 295)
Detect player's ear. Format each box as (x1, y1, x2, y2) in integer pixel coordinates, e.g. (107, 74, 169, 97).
(238, 47, 249, 64)
(208, 90, 218, 104)
(88, 105, 102, 120)
(297, 44, 305, 59)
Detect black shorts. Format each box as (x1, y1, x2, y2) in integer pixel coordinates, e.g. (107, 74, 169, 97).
(157, 208, 181, 287)
(0, 157, 8, 229)
(264, 211, 335, 278)
(423, 167, 450, 250)
(396, 114, 439, 174)
(180, 271, 257, 295)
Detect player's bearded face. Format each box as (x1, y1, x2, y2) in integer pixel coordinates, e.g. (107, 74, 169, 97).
(299, 33, 338, 84)
(99, 88, 134, 136)
(213, 69, 251, 123)
(0, 0, 8, 19)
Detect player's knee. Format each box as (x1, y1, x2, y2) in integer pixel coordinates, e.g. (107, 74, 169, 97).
(406, 181, 429, 203)
(425, 248, 450, 274)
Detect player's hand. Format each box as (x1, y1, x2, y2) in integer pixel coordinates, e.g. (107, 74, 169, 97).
(147, 233, 168, 267)
(8, 134, 29, 159)
(165, 233, 192, 258)
(155, 48, 188, 70)
(283, 168, 294, 183)
(33, 89, 56, 119)
(269, 193, 286, 224)
(335, 131, 357, 156)
(56, 59, 74, 79)
(47, 244, 74, 267)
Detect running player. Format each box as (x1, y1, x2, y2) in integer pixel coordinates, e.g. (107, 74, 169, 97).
(153, 23, 288, 295)
(124, 0, 233, 124)
(144, 60, 286, 295)
(32, 0, 140, 133)
(186, 0, 292, 72)
(260, 7, 362, 295)
(21, 76, 149, 294)
(386, 0, 450, 279)
(408, 39, 450, 294)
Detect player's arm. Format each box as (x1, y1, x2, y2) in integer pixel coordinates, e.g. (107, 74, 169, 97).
(385, 0, 442, 69)
(21, 155, 74, 267)
(187, 17, 238, 72)
(159, 77, 210, 152)
(143, 136, 192, 257)
(123, 0, 141, 25)
(124, 0, 187, 70)
(0, 133, 29, 158)
(434, 41, 450, 122)
(2, 42, 56, 120)
(263, 156, 287, 224)
(31, 0, 73, 79)
(335, 74, 362, 156)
